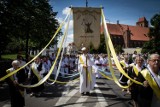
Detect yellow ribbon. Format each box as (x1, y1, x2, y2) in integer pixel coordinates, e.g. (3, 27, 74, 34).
(31, 63, 42, 81)
(120, 60, 126, 67)
(133, 65, 139, 76)
(140, 69, 160, 100)
(6, 69, 24, 97)
(101, 8, 134, 88)
(18, 8, 72, 88)
(0, 8, 71, 82)
(99, 71, 113, 80)
(101, 8, 143, 87)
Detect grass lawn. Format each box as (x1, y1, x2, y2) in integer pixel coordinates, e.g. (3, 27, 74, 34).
(1, 54, 35, 60)
(1, 54, 23, 60)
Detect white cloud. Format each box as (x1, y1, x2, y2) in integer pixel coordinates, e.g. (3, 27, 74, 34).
(64, 20, 73, 46)
(65, 33, 73, 45)
(64, 19, 73, 32)
(56, 17, 63, 24)
(58, 33, 73, 47)
(57, 7, 74, 48)
(62, 7, 72, 15)
(56, 7, 73, 32)
(62, 7, 73, 31)
(67, 33, 73, 40)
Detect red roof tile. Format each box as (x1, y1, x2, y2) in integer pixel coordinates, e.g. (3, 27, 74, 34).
(138, 17, 147, 22)
(107, 24, 123, 35)
(105, 23, 149, 41)
(127, 25, 149, 41)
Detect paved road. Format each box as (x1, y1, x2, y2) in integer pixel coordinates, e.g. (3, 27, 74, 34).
(0, 74, 133, 107)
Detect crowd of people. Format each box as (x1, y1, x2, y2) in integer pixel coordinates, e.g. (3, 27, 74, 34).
(78, 48, 160, 107)
(4, 48, 160, 107)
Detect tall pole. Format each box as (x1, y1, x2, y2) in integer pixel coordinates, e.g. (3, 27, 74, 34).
(86, 0, 88, 7)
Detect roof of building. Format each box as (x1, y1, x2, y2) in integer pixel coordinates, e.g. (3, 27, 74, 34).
(105, 23, 150, 41)
(137, 17, 147, 22)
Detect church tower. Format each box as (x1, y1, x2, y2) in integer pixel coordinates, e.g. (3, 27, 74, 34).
(136, 17, 148, 27)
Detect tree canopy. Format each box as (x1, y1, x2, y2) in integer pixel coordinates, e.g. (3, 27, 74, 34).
(0, 0, 62, 58)
(142, 13, 160, 54)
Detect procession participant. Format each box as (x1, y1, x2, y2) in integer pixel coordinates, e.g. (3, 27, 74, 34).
(42, 56, 51, 77)
(132, 51, 138, 63)
(29, 56, 45, 97)
(94, 55, 102, 78)
(60, 58, 66, 77)
(143, 53, 149, 67)
(6, 60, 27, 107)
(69, 55, 76, 71)
(78, 47, 95, 95)
(50, 52, 58, 79)
(64, 54, 70, 74)
(118, 54, 131, 94)
(120, 53, 125, 61)
(50, 52, 56, 64)
(75, 55, 79, 72)
(101, 54, 108, 72)
(16, 55, 31, 94)
(137, 53, 160, 107)
(129, 55, 146, 107)
(17, 55, 30, 79)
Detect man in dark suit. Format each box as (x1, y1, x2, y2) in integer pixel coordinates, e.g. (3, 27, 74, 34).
(130, 55, 146, 107)
(6, 60, 27, 107)
(137, 53, 160, 107)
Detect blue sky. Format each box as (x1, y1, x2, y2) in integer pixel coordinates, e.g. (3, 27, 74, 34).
(49, 0, 160, 46)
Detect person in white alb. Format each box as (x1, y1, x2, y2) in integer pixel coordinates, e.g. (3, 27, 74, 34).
(60, 58, 66, 77)
(94, 55, 102, 78)
(78, 47, 95, 96)
(64, 54, 70, 74)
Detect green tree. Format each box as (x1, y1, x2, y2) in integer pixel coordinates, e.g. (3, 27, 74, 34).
(142, 39, 156, 53)
(0, 0, 62, 59)
(89, 42, 98, 54)
(98, 34, 107, 53)
(114, 45, 124, 54)
(0, 0, 11, 58)
(142, 13, 160, 54)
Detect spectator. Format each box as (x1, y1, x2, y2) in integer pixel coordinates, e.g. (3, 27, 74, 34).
(6, 60, 26, 107)
(137, 53, 160, 107)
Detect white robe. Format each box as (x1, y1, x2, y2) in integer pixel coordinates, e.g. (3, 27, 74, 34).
(78, 54, 95, 93)
(60, 60, 65, 77)
(64, 57, 69, 74)
(94, 59, 102, 78)
(101, 57, 108, 71)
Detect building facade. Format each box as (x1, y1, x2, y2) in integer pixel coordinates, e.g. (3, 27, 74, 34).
(68, 17, 150, 54)
(105, 17, 150, 48)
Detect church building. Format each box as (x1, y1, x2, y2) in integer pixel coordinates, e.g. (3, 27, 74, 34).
(104, 17, 150, 48)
